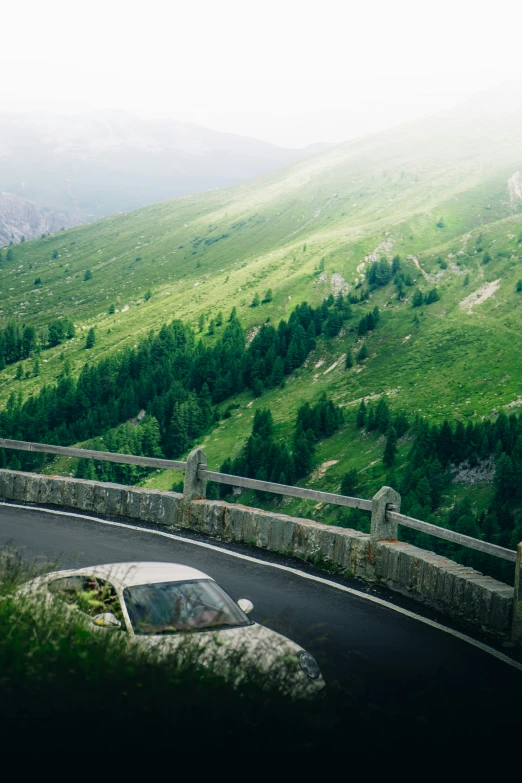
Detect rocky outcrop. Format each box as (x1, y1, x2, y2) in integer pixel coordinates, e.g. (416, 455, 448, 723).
(508, 171, 522, 204)
(0, 192, 81, 245)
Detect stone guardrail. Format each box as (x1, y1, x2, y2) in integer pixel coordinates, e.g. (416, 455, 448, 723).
(0, 440, 520, 643)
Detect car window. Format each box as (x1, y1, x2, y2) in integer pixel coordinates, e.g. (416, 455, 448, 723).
(48, 575, 124, 624)
(123, 579, 251, 635)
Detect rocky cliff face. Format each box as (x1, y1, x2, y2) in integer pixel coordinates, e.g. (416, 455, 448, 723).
(0, 192, 81, 245)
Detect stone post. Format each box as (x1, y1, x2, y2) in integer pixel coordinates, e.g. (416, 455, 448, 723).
(370, 485, 401, 545)
(183, 448, 207, 501)
(511, 542, 522, 645)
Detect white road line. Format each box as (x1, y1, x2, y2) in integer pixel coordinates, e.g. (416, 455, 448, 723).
(2, 500, 522, 673)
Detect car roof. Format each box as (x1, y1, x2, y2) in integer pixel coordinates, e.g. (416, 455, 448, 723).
(59, 562, 212, 588)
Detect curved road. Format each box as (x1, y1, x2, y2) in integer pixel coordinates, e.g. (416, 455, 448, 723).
(1, 502, 521, 722)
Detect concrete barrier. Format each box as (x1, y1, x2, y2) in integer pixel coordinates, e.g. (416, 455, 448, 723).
(0, 468, 514, 641)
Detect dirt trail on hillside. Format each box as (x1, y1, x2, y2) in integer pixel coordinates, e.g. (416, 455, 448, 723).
(310, 460, 338, 481)
(459, 279, 501, 313)
(408, 255, 430, 281)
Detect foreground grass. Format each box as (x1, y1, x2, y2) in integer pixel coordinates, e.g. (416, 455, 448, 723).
(0, 549, 520, 753)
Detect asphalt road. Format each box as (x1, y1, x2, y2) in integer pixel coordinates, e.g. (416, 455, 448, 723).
(1, 502, 521, 722)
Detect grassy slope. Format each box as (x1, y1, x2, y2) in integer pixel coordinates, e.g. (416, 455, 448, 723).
(2, 95, 522, 521)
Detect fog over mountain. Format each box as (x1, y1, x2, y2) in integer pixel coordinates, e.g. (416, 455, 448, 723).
(0, 110, 331, 241)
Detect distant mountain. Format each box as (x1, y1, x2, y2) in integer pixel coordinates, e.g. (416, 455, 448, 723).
(2, 78, 522, 428)
(0, 192, 80, 245)
(3, 80, 522, 564)
(0, 110, 329, 226)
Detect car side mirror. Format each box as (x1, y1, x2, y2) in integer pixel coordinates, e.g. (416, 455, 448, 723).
(237, 598, 254, 614)
(92, 612, 122, 629)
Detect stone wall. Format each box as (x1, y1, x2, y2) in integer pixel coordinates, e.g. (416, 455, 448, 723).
(0, 469, 514, 640)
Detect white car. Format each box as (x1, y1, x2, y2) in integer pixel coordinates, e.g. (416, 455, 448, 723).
(19, 561, 325, 698)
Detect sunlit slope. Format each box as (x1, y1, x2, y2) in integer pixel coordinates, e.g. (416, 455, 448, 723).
(1, 86, 522, 420)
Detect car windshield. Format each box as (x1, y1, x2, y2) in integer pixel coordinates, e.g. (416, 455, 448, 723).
(123, 579, 251, 635)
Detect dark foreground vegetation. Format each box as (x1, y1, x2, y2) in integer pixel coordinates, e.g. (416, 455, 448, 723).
(0, 550, 520, 754)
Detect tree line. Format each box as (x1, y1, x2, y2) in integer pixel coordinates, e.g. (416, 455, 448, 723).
(0, 317, 76, 370)
(353, 396, 522, 577)
(0, 293, 358, 471)
(218, 393, 344, 497)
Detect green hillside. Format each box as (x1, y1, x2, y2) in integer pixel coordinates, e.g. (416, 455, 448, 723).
(1, 85, 522, 564)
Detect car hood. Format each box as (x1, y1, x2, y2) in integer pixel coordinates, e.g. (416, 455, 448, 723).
(135, 622, 296, 659)
(132, 622, 324, 698)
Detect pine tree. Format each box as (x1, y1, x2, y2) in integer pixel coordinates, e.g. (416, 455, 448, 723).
(393, 411, 409, 438)
(85, 328, 96, 349)
(252, 409, 274, 439)
(84, 269, 92, 281)
(358, 315, 369, 336)
(252, 378, 263, 397)
(356, 344, 368, 362)
(356, 400, 366, 428)
(326, 310, 342, 337)
(251, 292, 260, 308)
(270, 355, 284, 386)
(391, 255, 401, 275)
(140, 416, 163, 457)
(306, 320, 317, 350)
(374, 398, 391, 433)
(340, 469, 358, 496)
(345, 350, 353, 369)
(494, 453, 516, 501)
(293, 428, 315, 478)
(412, 289, 424, 308)
(85, 459, 97, 481)
(15, 363, 23, 380)
(22, 325, 36, 357)
(426, 288, 440, 304)
(263, 289, 273, 303)
(64, 318, 75, 339)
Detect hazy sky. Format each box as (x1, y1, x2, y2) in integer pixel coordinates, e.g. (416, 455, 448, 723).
(1, 0, 521, 148)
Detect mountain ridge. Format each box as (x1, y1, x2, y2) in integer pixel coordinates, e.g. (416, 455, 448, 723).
(1, 85, 521, 428)
(0, 110, 331, 225)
